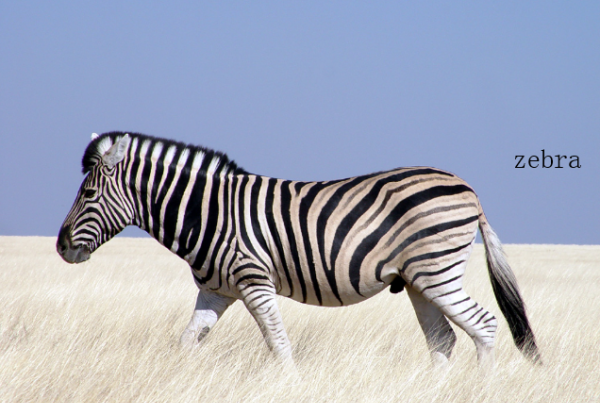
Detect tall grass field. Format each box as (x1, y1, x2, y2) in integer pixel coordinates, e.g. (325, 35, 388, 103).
(1, 237, 598, 402)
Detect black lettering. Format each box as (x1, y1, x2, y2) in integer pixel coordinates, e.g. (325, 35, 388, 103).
(528, 155, 539, 168)
(569, 155, 581, 168)
(542, 149, 553, 168)
(515, 151, 580, 168)
(515, 155, 525, 168)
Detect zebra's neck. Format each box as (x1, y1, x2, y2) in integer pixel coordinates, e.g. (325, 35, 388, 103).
(86, 132, 246, 263)
(84, 132, 245, 176)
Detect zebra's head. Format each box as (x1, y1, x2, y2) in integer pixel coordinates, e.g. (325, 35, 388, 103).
(57, 133, 133, 263)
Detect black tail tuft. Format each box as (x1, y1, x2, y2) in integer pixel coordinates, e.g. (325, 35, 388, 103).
(480, 216, 542, 365)
(488, 266, 542, 364)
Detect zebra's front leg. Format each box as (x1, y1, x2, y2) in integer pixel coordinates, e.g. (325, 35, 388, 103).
(180, 289, 236, 350)
(241, 286, 293, 363)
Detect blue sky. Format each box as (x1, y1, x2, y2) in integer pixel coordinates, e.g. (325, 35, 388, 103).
(1, 2, 598, 244)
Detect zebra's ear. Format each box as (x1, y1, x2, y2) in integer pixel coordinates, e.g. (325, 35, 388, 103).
(102, 133, 131, 168)
(91, 133, 99, 141)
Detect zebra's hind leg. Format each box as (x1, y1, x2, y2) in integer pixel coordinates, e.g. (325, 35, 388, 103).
(409, 256, 498, 372)
(179, 289, 236, 350)
(406, 285, 457, 368)
(435, 290, 498, 372)
(421, 281, 498, 371)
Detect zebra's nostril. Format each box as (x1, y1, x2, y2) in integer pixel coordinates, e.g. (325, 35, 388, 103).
(57, 225, 73, 256)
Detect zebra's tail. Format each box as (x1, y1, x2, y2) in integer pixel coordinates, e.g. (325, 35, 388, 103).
(478, 211, 542, 364)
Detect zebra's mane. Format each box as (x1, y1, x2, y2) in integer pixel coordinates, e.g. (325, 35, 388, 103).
(82, 131, 247, 176)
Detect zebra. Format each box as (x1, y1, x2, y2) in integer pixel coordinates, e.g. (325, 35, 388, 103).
(57, 131, 541, 370)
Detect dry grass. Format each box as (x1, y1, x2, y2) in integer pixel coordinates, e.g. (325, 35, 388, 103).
(1, 237, 598, 402)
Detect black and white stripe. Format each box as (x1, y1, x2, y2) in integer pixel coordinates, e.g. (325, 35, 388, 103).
(57, 131, 541, 369)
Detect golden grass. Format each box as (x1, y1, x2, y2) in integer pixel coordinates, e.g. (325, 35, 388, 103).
(1, 237, 599, 402)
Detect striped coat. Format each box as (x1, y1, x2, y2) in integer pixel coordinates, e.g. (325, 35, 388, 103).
(57, 132, 541, 370)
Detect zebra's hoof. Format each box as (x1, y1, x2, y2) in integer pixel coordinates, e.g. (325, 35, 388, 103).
(179, 330, 198, 350)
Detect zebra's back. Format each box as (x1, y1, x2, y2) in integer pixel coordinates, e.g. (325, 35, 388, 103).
(241, 166, 481, 307)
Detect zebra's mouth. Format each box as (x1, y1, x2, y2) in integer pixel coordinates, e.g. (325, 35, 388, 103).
(56, 226, 92, 264)
(57, 243, 91, 264)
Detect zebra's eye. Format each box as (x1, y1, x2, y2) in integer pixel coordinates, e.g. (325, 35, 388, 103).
(84, 188, 97, 199)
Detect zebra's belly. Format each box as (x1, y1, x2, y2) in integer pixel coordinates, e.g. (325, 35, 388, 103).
(282, 276, 393, 307)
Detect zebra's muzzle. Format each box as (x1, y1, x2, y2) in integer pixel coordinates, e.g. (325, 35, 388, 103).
(57, 226, 92, 264)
